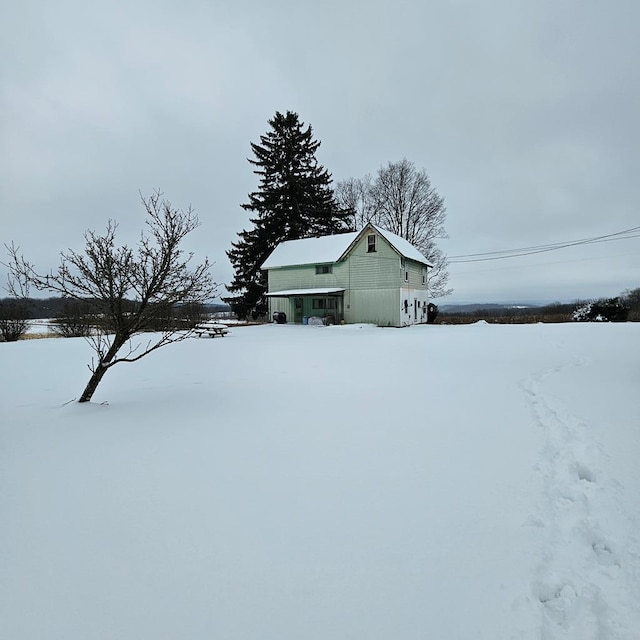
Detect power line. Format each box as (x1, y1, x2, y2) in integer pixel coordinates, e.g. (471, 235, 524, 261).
(450, 250, 640, 275)
(448, 225, 640, 264)
(451, 227, 640, 259)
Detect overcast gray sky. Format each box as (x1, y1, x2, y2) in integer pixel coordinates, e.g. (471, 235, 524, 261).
(2, 0, 638, 304)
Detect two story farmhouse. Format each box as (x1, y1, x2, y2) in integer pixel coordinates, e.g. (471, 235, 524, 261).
(261, 224, 432, 327)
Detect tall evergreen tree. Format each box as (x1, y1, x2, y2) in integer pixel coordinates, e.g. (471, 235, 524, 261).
(226, 111, 351, 319)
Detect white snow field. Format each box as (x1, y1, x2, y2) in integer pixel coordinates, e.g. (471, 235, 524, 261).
(1, 322, 639, 640)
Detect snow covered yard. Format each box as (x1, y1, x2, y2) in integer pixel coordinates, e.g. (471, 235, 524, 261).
(1, 322, 639, 639)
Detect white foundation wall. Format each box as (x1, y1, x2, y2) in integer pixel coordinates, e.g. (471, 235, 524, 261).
(400, 287, 429, 326)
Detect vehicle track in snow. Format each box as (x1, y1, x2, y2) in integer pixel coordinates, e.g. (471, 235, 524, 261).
(521, 361, 640, 640)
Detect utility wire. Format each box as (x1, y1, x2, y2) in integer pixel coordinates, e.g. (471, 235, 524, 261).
(451, 250, 640, 275)
(451, 226, 640, 258)
(449, 225, 640, 263)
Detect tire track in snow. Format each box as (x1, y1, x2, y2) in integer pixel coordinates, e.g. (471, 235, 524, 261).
(521, 361, 640, 640)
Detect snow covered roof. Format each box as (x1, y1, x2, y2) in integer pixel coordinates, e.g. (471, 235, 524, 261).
(266, 287, 346, 297)
(370, 225, 432, 267)
(260, 232, 359, 269)
(260, 224, 432, 269)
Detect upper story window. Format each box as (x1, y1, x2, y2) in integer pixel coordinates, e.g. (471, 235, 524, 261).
(315, 264, 332, 274)
(367, 234, 377, 253)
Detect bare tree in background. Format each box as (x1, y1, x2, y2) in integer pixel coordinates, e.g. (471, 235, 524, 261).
(0, 298, 30, 342)
(6, 191, 217, 402)
(50, 298, 95, 338)
(334, 175, 372, 231)
(336, 159, 451, 298)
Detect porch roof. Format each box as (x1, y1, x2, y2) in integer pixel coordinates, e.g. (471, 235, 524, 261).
(265, 287, 346, 297)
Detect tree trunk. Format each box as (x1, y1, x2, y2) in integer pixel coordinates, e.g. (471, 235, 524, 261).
(78, 334, 127, 403)
(78, 365, 110, 403)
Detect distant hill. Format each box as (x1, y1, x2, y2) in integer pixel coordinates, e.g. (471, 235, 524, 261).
(195, 302, 231, 314)
(440, 302, 540, 314)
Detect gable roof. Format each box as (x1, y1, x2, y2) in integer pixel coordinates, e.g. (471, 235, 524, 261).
(260, 224, 432, 270)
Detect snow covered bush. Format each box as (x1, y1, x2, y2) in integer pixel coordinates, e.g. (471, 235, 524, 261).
(572, 302, 598, 322)
(572, 297, 629, 322)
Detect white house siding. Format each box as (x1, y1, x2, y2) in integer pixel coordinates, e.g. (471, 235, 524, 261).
(400, 287, 429, 326)
(398, 260, 429, 326)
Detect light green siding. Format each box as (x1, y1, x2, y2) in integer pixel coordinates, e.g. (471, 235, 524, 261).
(346, 233, 402, 289)
(269, 297, 290, 316)
(268, 262, 349, 292)
(346, 255, 401, 289)
(344, 288, 400, 326)
(268, 295, 343, 323)
(402, 259, 428, 289)
(265, 227, 429, 326)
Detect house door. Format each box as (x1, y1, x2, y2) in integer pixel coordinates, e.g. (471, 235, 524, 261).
(294, 297, 303, 323)
(414, 299, 418, 321)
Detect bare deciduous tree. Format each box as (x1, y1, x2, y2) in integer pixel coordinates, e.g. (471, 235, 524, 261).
(6, 191, 217, 402)
(0, 298, 30, 342)
(173, 301, 208, 329)
(334, 175, 372, 231)
(622, 287, 640, 310)
(49, 298, 95, 338)
(336, 159, 452, 298)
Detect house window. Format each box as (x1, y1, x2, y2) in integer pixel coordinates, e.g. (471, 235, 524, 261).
(367, 234, 376, 253)
(405, 270, 409, 282)
(312, 298, 336, 310)
(315, 265, 332, 274)
(422, 273, 426, 285)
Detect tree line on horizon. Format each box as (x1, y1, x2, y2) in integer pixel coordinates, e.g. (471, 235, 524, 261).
(0, 296, 228, 320)
(436, 288, 640, 324)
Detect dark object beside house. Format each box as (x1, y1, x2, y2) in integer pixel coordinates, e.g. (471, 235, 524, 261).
(273, 311, 287, 324)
